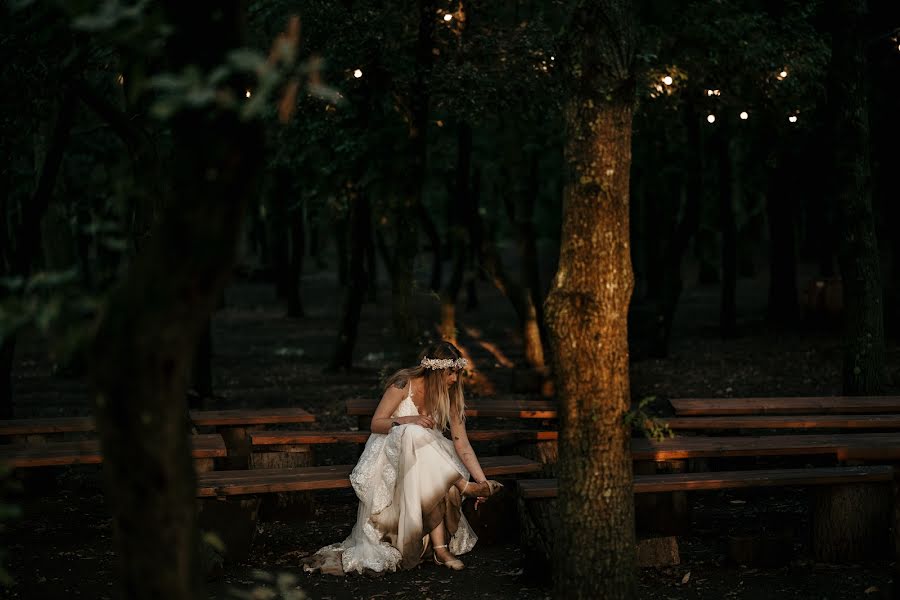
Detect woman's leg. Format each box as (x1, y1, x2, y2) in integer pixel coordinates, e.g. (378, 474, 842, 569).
(429, 519, 456, 561)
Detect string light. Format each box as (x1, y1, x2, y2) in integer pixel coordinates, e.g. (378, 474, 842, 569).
(789, 115, 798, 123)
(443, 13, 453, 22)
(740, 111, 749, 120)
(776, 69, 788, 81)
(245, 89, 251, 98)
(707, 114, 716, 124)
(706, 89, 721, 96)
(662, 75, 673, 86)
(550, 56, 555, 61)
(353, 69, 363, 78)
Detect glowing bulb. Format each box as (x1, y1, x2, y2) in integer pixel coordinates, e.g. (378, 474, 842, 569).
(707, 114, 716, 124)
(550, 55, 555, 61)
(353, 69, 363, 79)
(245, 89, 251, 98)
(740, 111, 749, 120)
(662, 75, 673, 86)
(788, 115, 798, 123)
(444, 13, 453, 21)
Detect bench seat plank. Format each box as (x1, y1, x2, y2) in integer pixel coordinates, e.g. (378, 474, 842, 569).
(0, 434, 226, 468)
(196, 454, 543, 497)
(631, 432, 900, 461)
(664, 414, 900, 430)
(249, 429, 559, 446)
(670, 396, 900, 417)
(0, 407, 316, 437)
(518, 465, 894, 499)
(346, 398, 557, 419)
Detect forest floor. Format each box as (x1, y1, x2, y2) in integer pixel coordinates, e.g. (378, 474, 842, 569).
(4, 245, 900, 600)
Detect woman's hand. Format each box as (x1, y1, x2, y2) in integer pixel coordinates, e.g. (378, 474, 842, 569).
(399, 415, 435, 429)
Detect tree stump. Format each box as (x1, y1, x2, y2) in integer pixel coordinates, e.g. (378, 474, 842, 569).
(812, 482, 891, 562)
(250, 444, 315, 520)
(196, 495, 262, 565)
(517, 494, 680, 577)
(634, 460, 689, 535)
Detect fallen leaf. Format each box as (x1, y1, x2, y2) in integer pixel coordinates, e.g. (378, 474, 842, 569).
(681, 572, 691, 585)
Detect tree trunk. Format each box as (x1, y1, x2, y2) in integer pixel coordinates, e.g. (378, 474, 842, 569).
(269, 168, 291, 299)
(439, 123, 472, 343)
(190, 318, 213, 408)
(328, 194, 371, 370)
(88, 3, 263, 599)
(544, 2, 637, 597)
(828, 0, 885, 394)
(766, 156, 799, 327)
(286, 198, 306, 318)
(0, 337, 14, 419)
(718, 123, 737, 338)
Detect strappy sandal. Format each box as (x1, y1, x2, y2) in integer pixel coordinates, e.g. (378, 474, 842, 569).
(460, 479, 503, 498)
(433, 544, 465, 570)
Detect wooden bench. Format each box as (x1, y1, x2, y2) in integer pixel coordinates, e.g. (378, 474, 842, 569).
(0, 434, 227, 472)
(517, 465, 896, 568)
(194, 454, 542, 562)
(346, 398, 557, 431)
(662, 414, 900, 430)
(670, 396, 900, 416)
(0, 407, 315, 468)
(631, 432, 900, 461)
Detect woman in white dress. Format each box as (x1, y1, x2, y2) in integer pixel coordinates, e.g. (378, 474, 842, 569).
(305, 341, 503, 574)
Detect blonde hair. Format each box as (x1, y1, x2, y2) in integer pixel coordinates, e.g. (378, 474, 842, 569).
(383, 341, 466, 432)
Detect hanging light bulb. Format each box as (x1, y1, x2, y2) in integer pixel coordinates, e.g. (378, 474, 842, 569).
(353, 69, 363, 78)
(662, 75, 673, 86)
(443, 13, 453, 22)
(245, 89, 252, 98)
(707, 114, 716, 124)
(739, 111, 749, 120)
(788, 115, 798, 123)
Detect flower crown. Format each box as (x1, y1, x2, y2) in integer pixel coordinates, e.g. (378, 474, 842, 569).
(420, 356, 468, 370)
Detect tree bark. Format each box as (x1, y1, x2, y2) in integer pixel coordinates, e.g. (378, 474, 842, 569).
(328, 193, 371, 370)
(766, 155, 799, 327)
(0, 337, 14, 419)
(286, 198, 306, 317)
(544, 1, 637, 597)
(828, 0, 885, 394)
(718, 123, 737, 338)
(88, 3, 263, 599)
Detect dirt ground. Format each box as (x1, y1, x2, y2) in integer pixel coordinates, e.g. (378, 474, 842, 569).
(3, 247, 900, 599)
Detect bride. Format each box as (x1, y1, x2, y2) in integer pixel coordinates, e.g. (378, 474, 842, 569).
(305, 341, 503, 574)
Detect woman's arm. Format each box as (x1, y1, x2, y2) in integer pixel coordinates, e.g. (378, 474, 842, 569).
(448, 415, 487, 483)
(370, 381, 435, 434)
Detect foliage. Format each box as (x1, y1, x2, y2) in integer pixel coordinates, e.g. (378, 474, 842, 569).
(623, 396, 674, 442)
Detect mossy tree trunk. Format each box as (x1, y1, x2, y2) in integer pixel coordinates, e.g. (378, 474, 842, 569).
(544, 1, 637, 598)
(88, 3, 263, 599)
(828, 0, 885, 394)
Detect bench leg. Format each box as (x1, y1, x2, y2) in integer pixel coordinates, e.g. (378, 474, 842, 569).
(514, 440, 558, 477)
(634, 459, 689, 536)
(812, 482, 891, 563)
(250, 444, 315, 520)
(218, 425, 263, 470)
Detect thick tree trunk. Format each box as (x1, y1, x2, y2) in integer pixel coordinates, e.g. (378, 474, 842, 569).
(269, 168, 291, 299)
(544, 2, 637, 597)
(89, 4, 263, 599)
(328, 194, 371, 370)
(828, 0, 885, 394)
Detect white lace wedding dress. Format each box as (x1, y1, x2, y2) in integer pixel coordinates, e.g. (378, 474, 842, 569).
(304, 383, 478, 574)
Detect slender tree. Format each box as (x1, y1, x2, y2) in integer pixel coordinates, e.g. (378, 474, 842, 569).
(827, 0, 885, 394)
(544, 0, 637, 597)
